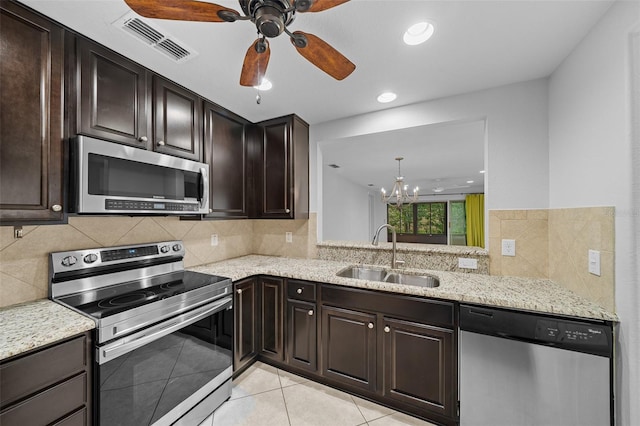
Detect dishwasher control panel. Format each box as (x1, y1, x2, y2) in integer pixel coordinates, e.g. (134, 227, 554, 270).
(535, 319, 609, 347)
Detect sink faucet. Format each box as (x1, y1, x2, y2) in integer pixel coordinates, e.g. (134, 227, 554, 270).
(372, 224, 405, 269)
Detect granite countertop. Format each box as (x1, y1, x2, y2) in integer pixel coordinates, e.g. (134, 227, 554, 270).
(191, 255, 617, 322)
(0, 299, 95, 361)
(318, 240, 489, 256)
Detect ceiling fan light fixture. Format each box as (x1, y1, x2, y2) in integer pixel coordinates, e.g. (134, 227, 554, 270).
(377, 92, 397, 103)
(403, 22, 434, 45)
(254, 78, 273, 90)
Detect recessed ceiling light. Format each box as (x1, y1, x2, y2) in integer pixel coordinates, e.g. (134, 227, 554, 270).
(254, 78, 272, 91)
(403, 22, 435, 46)
(433, 187, 444, 193)
(377, 92, 397, 103)
(467, 180, 474, 184)
(479, 170, 486, 174)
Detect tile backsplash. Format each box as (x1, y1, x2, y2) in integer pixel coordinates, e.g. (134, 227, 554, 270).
(0, 214, 316, 308)
(489, 207, 615, 312)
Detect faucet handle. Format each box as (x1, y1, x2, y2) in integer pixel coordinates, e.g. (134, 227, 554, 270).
(394, 259, 406, 268)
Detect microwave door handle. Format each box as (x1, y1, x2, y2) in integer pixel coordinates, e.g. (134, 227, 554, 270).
(199, 167, 209, 210)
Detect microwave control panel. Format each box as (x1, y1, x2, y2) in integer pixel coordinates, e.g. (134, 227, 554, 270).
(105, 199, 200, 212)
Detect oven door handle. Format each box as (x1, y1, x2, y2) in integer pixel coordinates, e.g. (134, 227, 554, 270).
(97, 296, 232, 364)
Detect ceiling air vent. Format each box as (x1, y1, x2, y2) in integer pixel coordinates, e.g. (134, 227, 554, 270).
(115, 12, 198, 63)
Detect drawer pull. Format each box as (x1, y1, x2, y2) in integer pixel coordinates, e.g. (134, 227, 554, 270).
(297, 288, 303, 294)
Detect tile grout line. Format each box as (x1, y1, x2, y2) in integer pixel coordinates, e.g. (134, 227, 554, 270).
(277, 368, 294, 426)
(349, 394, 371, 426)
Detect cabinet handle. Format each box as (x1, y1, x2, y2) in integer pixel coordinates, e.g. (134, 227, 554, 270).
(157, 140, 166, 146)
(296, 288, 303, 294)
(368, 322, 374, 329)
(384, 326, 390, 333)
(285, 208, 291, 213)
(138, 136, 148, 142)
(308, 310, 314, 316)
(236, 289, 242, 295)
(51, 204, 62, 212)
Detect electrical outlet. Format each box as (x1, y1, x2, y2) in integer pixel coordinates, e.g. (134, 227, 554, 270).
(501, 239, 516, 256)
(210, 234, 218, 247)
(285, 232, 293, 243)
(588, 249, 601, 276)
(458, 258, 478, 269)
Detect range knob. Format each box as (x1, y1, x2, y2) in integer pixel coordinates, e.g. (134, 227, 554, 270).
(83, 253, 98, 264)
(172, 243, 183, 252)
(160, 245, 170, 253)
(61, 255, 78, 267)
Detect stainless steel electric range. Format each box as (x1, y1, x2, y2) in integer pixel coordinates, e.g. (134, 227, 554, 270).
(49, 241, 233, 426)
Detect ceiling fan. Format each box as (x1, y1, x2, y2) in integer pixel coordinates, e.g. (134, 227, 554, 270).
(123, 0, 356, 86)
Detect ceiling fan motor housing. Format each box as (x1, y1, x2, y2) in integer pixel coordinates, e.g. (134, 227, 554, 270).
(242, 0, 295, 38)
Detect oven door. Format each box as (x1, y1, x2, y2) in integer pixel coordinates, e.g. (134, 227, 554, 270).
(96, 297, 233, 426)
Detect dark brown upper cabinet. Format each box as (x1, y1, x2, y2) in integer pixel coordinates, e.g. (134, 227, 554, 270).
(203, 101, 250, 218)
(152, 75, 202, 161)
(254, 114, 309, 219)
(76, 37, 151, 149)
(0, 1, 65, 224)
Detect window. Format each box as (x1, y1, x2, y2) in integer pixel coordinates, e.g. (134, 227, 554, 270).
(387, 202, 447, 244)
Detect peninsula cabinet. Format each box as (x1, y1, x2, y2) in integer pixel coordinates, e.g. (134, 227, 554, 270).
(203, 101, 250, 218)
(0, 332, 92, 426)
(75, 36, 151, 149)
(253, 114, 309, 219)
(233, 277, 259, 375)
(0, 1, 65, 224)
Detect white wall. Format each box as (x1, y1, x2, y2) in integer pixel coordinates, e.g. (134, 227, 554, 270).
(311, 78, 550, 240)
(322, 168, 371, 241)
(548, 1, 640, 423)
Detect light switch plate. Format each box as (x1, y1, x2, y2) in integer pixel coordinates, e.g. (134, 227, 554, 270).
(501, 239, 516, 256)
(285, 232, 293, 243)
(458, 258, 478, 269)
(210, 234, 218, 247)
(588, 249, 601, 276)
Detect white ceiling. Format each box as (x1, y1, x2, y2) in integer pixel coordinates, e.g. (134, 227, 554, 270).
(21, 0, 613, 125)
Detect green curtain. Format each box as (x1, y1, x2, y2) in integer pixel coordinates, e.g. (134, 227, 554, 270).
(465, 194, 485, 248)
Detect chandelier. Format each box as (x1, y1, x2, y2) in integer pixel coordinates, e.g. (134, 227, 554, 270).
(381, 157, 419, 209)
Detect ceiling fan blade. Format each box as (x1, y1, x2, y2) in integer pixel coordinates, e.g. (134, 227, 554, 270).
(240, 39, 271, 87)
(124, 0, 239, 22)
(291, 31, 355, 80)
(296, 0, 350, 13)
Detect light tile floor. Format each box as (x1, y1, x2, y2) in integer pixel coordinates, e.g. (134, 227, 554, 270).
(198, 362, 437, 426)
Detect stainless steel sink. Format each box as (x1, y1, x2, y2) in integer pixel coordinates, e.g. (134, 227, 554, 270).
(336, 266, 440, 288)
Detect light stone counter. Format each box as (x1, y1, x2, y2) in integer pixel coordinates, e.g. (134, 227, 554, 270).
(0, 299, 95, 361)
(317, 240, 490, 274)
(191, 255, 617, 322)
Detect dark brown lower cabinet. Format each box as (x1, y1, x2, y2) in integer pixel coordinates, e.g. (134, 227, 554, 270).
(321, 305, 377, 393)
(258, 277, 284, 362)
(0, 332, 92, 426)
(382, 317, 456, 420)
(287, 299, 317, 372)
(234, 277, 258, 373)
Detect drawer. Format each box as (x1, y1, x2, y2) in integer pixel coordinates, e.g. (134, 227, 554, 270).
(321, 284, 455, 328)
(0, 372, 87, 426)
(52, 407, 87, 426)
(287, 279, 316, 302)
(0, 335, 88, 407)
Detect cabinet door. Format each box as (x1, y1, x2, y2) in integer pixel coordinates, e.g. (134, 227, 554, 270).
(153, 76, 202, 160)
(234, 278, 258, 373)
(259, 277, 284, 361)
(77, 37, 151, 148)
(287, 299, 317, 372)
(0, 2, 64, 223)
(321, 305, 376, 392)
(203, 101, 248, 217)
(254, 115, 308, 219)
(382, 317, 456, 419)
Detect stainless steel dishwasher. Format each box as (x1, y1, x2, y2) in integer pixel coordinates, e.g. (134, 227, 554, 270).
(459, 304, 615, 426)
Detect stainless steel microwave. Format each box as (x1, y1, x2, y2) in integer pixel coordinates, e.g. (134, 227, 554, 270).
(70, 135, 209, 215)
